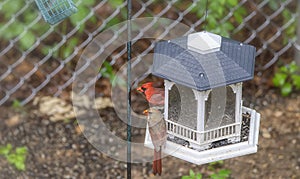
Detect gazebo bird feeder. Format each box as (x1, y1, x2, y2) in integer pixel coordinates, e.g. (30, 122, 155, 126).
(35, 0, 77, 25)
(144, 31, 261, 165)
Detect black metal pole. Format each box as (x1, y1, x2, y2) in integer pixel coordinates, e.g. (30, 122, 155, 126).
(295, 1, 300, 67)
(127, 0, 132, 178)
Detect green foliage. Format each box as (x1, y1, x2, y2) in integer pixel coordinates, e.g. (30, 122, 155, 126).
(63, 118, 72, 123)
(182, 161, 231, 179)
(0, 144, 27, 171)
(208, 160, 224, 170)
(70, 0, 97, 30)
(0, 1, 44, 50)
(100, 61, 114, 80)
(104, 0, 127, 30)
(0, 144, 12, 156)
(181, 169, 202, 179)
(267, 0, 296, 44)
(99, 61, 126, 87)
(273, 61, 300, 96)
(190, 0, 247, 37)
(108, 0, 123, 8)
(12, 99, 22, 109)
(210, 169, 231, 179)
(0, 0, 98, 58)
(59, 0, 97, 58)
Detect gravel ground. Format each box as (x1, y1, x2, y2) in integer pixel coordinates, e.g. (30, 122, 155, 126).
(0, 90, 299, 178)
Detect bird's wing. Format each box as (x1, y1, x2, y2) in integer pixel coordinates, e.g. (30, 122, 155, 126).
(149, 120, 167, 151)
(148, 93, 164, 105)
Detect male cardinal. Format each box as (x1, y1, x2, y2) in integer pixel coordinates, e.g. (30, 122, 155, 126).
(137, 82, 165, 106)
(143, 108, 167, 176)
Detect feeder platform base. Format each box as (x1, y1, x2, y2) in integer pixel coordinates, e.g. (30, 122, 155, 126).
(144, 107, 260, 165)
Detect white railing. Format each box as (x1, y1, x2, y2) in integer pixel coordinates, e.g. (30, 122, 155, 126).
(166, 119, 241, 145)
(202, 123, 240, 144)
(166, 119, 198, 144)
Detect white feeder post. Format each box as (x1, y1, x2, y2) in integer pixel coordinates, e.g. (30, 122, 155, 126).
(193, 89, 210, 144)
(164, 80, 175, 120)
(236, 83, 243, 123)
(192, 90, 203, 143)
(232, 83, 243, 140)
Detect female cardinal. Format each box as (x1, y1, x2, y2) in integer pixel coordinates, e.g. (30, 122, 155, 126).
(137, 82, 165, 106)
(143, 108, 167, 176)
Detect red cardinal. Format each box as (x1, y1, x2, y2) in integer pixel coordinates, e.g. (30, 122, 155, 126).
(143, 108, 167, 176)
(137, 82, 165, 106)
(138, 82, 167, 175)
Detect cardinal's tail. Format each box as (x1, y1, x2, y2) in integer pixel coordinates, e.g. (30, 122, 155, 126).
(152, 150, 156, 175)
(157, 148, 162, 175)
(153, 147, 162, 175)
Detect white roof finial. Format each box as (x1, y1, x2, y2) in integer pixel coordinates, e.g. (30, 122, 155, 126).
(187, 31, 221, 54)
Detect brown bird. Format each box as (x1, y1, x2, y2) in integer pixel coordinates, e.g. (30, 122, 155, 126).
(143, 108, 167, 176)
(137, 82, 165, 106)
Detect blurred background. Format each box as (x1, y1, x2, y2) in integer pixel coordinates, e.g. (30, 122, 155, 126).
(0, 0, 299, 178)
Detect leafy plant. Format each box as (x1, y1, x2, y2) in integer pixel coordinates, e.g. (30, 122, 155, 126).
(208, 160, 224, 171)
(0, 0, 98, 58)
(210, 169, 231, 179)
(182, 161, 231, 179)
(273, 61, 300, 96)
(104, 0, 127, 30)
(108, 0, 123, 9)
(267, 0, 296, 44)
(182, 169, 202, 179)
(0, 0, 47, 51)
(0, 144, 28, 171)
(99, 61, 126, 87)
(12, 99, 22, 109)
(190, 0, 247, 37)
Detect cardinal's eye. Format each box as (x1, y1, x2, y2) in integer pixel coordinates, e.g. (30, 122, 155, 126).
(141, 87, 146, 91)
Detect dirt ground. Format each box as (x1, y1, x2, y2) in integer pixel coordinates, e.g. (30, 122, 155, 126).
(0, 88, 299, 179)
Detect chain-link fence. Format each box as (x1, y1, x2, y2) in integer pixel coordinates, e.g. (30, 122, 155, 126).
(0, 0, 298, 106)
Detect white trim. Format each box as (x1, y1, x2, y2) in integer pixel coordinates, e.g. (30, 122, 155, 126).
(164, 80, 175, 90)
(229, 83, 243, 125)
(203, 90, 211, 101)
(197, 92, 205, 133)
(144, 106, 260, 165)
(192, 89, 200, 100)
(164, 80, 170, 120)
(229, 84, 237, 93)
(145, 140, 257, 165)
(192, 90, 206, 142)
(234, 83, 242, 138)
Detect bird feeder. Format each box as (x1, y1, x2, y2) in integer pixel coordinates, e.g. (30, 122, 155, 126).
(144, 31, 261, 165)
(34, 0, 77, 25)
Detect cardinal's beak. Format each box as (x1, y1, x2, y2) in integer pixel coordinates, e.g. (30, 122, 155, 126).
(143, 109, 149, 115)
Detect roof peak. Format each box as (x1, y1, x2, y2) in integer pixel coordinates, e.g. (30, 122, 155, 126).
(187, 31, 222, 54)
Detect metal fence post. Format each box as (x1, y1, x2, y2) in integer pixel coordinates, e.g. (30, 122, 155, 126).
(295, 0, 300, 66)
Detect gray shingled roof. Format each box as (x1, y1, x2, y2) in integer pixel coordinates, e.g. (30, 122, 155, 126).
(152, 34, 256, 91)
